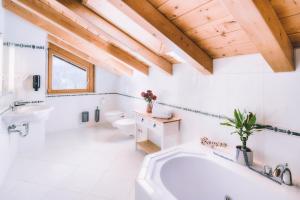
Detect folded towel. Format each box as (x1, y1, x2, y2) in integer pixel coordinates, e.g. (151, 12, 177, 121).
(151, 107, 173, 119)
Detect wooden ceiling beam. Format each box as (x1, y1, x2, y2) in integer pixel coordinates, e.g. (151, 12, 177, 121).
(48, 35, 133, 76)
(16, 0, 149, 75)
(2, 0, 132, 76)
(103, 0, 213, 74)
(58, 0, 172, 75)
(221, 0, 294, 72)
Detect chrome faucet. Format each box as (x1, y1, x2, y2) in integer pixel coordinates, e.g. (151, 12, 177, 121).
(273, 163, 293, 186)
(263, 163, 293, 186)
(14, 101, 30, 107)
(10, 100, 44, 111)
(11, 101, 29, 111)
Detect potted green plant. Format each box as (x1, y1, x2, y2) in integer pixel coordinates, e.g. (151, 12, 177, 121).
(221, 109, 264, 166)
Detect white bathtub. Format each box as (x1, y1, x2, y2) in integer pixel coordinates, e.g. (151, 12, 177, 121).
(136, 145, 300, 200)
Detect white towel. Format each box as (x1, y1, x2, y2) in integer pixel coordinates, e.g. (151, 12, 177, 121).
(151, 107, 173, 119)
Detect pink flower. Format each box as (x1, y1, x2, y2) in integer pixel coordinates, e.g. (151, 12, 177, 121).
(141, 90, 157, 102)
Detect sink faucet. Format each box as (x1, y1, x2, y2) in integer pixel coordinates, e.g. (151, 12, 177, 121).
(10, 101, 28, 111)
(10, 100, 44, 111)
(14, 101, 30, 107)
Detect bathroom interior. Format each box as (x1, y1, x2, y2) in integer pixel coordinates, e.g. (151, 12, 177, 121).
(0, 0, 300, 200)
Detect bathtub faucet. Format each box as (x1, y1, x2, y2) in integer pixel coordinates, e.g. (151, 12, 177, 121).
(264, 163, 293, 186)
(273, 163, 293, 186)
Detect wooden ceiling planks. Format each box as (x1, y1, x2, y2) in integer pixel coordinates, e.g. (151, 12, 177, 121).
(151, 0, 257, 58)
(107, 0, 213, 74)
(270, 0, 300, 48)
(157, 0, 210, 20)
(5, 0, 299, 73)
(83, 0, 166, 57)
(172, 0, 230, 32)
(197, 29, 252, 52)
(221, 0, 294, 72)
(148, 0, 300, 65)
(270, 0, 300, 18)
(17, 0, 150, 75)
(2, 0, 133, 76)
(148, 0, 168, 8)
(186, 15, 240, 41)
(281, 14, 300, 35)
(209, 42, 257, 58)
(58, 0, 173, 75)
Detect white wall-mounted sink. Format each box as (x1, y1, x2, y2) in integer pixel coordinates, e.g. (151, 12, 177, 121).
(2, 105, 54, 125)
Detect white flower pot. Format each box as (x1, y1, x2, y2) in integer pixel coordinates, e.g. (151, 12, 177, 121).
(236, 146, 253, 166)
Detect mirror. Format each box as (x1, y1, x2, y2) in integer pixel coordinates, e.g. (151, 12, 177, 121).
(1, 39, 15, 96)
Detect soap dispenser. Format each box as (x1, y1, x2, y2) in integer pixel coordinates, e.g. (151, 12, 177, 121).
(33, 75, 40, 91)
(95, 106, 100, 122)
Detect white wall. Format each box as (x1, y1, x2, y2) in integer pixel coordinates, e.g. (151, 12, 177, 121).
(0, 6, 118, 185)
(0, 5, 47, 186)
(46, 68, 119, 132)
(0, 2, 120, 134)
(117, 50, 300, 184)
(4, 12, 47, 101)
(0, 0, 13, 186)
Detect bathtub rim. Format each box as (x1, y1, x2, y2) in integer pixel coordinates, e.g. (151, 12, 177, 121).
(136, 143, 300, 200)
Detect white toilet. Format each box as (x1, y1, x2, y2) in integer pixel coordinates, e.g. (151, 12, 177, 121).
(104, 110, 124, 124)
(104, 110, 136, 136)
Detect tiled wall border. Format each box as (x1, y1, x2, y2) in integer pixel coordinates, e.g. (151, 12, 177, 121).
(46, 92, 300, 137)
(3, 42, 45, 50)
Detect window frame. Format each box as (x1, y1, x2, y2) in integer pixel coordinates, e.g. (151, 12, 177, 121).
(47, 43, 94, 94)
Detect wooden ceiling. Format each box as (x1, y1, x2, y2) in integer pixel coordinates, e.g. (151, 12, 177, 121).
(150, 0, 256, 59)
(149, 0, 300, 59)
(3, 0, 299, 75)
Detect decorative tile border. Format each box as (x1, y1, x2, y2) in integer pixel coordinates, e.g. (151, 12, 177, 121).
(46, 92, 300, 137)
(117, 93, 300, 137)
(3, 42, 45, 50)
(46, 92, 117, 98)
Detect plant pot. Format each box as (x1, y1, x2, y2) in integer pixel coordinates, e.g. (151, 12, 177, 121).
(146, 102, 153, 113)
(236, 146, 253, 166)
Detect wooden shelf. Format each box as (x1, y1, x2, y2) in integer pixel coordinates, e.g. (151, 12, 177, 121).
(137, 140, 160, 154)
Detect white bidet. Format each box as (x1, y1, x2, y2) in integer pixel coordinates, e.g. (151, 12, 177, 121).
(113, 118, 136, 136)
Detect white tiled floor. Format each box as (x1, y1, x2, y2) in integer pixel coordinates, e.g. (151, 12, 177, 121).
(0, 125, 145, 200)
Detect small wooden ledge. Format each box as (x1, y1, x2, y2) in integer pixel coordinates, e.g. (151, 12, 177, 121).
(137, 140, 160, 154)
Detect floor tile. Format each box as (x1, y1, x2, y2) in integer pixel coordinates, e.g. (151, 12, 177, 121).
(0, 126, 144, 200)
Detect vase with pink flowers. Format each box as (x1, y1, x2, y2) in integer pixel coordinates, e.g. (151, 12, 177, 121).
(141, 90, 157, 113)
